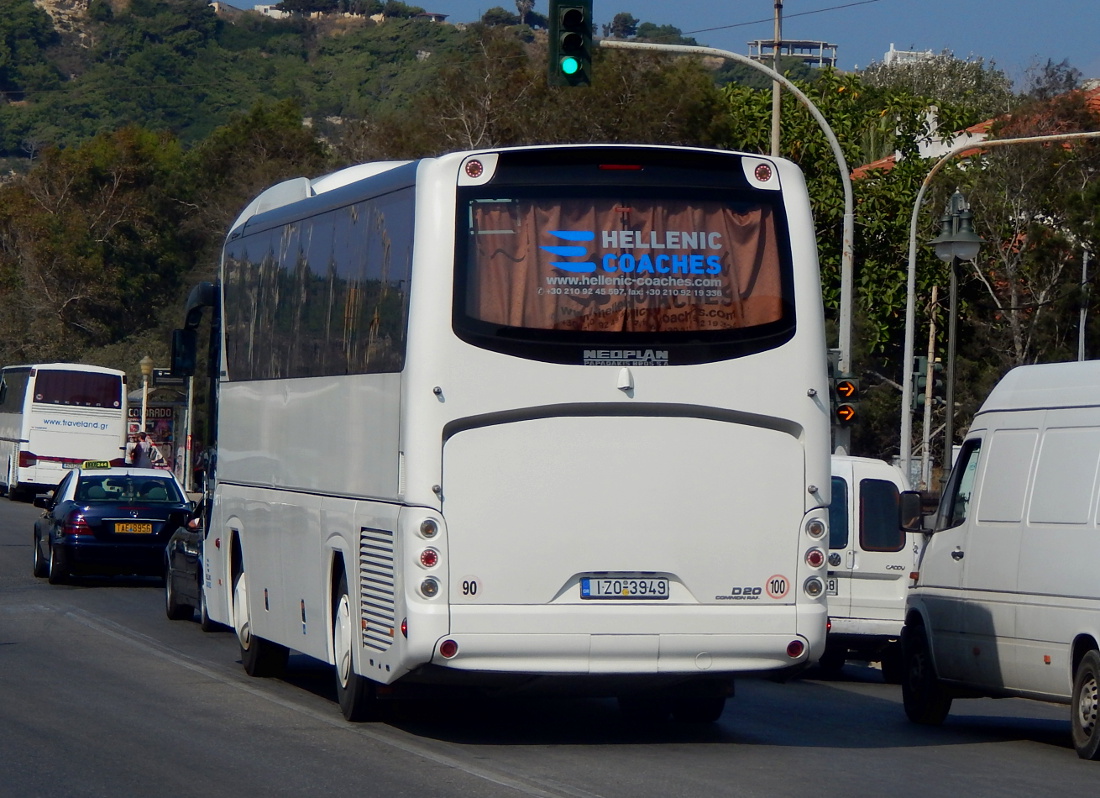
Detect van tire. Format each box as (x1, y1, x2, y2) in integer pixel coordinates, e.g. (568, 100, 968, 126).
(901, 625, 952, 725)
(1072, 650, 1100, 759)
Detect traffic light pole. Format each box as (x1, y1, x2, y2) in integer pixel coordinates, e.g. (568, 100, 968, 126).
(599, 38, 855, 451)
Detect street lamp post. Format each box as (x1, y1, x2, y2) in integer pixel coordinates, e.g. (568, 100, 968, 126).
(139, 355, 154, 436)
(929, 191, 982, 472)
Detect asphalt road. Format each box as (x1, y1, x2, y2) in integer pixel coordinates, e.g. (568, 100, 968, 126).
(1, 494, 1096, 798)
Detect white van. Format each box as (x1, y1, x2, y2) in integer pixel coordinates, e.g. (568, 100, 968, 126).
(901, 361, 1100, 760)
(821, 455, 916, 682)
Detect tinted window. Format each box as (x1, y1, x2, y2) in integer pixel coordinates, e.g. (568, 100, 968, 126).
(32, 369, 122, 408)
(829, 475, 849, 549)
(223, 188, 415, 380)
(859, 478, 903, 552)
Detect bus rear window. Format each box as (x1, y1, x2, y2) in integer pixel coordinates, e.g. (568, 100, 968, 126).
(454, 192, 795, 365)
(32, 370, 122, 408)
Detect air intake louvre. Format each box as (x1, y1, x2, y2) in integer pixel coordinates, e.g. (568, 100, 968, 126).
(358, 527, 396, 651)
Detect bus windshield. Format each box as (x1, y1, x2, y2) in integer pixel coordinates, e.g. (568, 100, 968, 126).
(454, 170, 795, 364)
(32, 369, 123, 408)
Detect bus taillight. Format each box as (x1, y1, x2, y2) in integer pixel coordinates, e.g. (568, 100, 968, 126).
(786, 640, 805, 658)
(439, 639, 459, 659)
(18, 451, 37, 468)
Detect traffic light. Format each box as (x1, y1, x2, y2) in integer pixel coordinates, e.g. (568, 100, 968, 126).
(911, 356, 928, 412)
(548, 1, 592, 87)
(834, 374, 860, 425)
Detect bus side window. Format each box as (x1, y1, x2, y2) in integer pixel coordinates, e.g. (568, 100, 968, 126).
(940, 439, 982, 530)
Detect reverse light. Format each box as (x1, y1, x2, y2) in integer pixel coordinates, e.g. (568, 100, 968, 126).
(786, 639, 805, 659)
(804, 518, 826, 539)
(803, 576, 825, 598)
(439, 639, 459, 659)
(419, 577, 440, 598)
(804, 547, 826, 568)
(419, 548, 440, 568)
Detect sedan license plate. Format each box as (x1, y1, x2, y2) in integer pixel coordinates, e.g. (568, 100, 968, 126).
(581, 576, 668, 600)
(115, 522, 153, 535)
(826, 577, 838, 596)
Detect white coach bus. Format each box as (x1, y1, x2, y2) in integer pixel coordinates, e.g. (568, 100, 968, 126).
(177, 144, 832, 722)
(0, 363, 128, 499)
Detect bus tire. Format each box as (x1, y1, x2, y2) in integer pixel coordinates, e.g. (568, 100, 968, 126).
(671, 695, 726, 724)
(333, 571, 381, 721)
(901, 624, 952, 725)
(618, 693, 672, 723)
(32, 534, 48, 578)
(1072, 649, 1100, 760)
(233, 569, 288, 678)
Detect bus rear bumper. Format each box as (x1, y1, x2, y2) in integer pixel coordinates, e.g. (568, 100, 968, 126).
(422, 632, 813, 675)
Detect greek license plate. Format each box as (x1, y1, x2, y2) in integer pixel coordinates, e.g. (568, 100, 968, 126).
(581, 577, 669, 600)
(116, 522, 153, 535)
(826, 577, 838, 596)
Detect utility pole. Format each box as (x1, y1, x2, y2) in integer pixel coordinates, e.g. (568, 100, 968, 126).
(770, 0, 783, 157)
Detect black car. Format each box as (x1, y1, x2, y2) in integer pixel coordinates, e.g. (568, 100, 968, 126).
(33, 465, 192, 584)
(164, 499, 219, 630)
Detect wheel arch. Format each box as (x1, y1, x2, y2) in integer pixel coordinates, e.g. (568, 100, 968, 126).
(1072, 635, 1100, 676)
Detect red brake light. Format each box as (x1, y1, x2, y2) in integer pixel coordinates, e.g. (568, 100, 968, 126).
(18, 451, 37, 468)
(63, 514, 94, 537)
(599, 163, 643, 171)
(786, 640, 805, 658)
(420, 548, 439, 568)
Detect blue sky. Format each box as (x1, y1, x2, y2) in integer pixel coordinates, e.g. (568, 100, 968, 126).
(433, 0, 1100, 85)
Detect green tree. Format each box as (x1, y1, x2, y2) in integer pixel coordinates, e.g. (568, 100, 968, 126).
(0, 127, 194, 363)
(605, 13, 638, 39)
(861, 51, 1015, 120)
(0, 0, 61, 98)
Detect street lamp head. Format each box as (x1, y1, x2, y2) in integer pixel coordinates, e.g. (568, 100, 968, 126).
(139, 355, 154, 377)
(930, 205, 983, 263)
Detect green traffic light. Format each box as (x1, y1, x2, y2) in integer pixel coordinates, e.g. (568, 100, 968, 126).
(560, 55, 580, 75)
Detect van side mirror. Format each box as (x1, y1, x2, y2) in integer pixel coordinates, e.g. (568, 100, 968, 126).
(171, 328, 197, 377)
(900, 490, 925, 532)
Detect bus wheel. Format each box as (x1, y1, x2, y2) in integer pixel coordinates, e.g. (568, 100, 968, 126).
(1072, 650, 1100, 760)
(901, 625, 951, 725)
(47, 545, 67, 585)
(233, 569, 288, 677)
(671, 695, 726, 724)
(32, 534, 48, 578)
(618, 693, 671, 723)
(333, 571, 380, 721)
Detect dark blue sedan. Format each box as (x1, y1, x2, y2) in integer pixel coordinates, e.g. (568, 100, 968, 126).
(33, 464, 192, 584)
